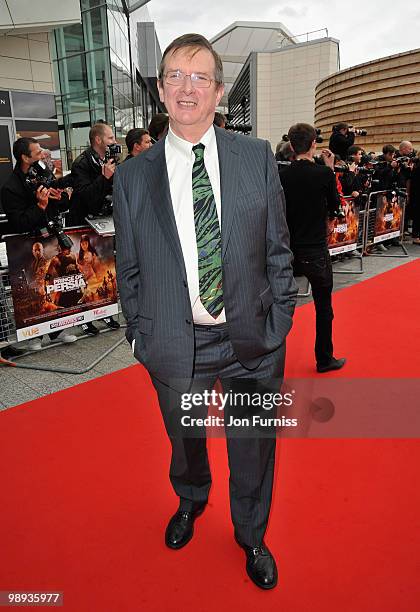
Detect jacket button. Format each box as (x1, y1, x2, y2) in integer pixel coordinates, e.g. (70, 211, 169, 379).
(185, 319, 192, 325)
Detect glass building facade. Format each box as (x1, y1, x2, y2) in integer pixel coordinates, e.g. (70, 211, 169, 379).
(52, 0, 162, 167)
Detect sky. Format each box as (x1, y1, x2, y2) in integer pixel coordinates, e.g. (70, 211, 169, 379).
(148, 0, 420, 69)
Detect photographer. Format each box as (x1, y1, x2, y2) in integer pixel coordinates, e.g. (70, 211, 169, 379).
(279, 123, 346, 373)
(124, 128, 152, 161)
(0, 138, 69, 236)
(395, 141, 417, 233)
(70, 122, 120, 333)
(395, 140, 416, 188)
(374, 145, 399, 191)
(0, 138, 76, 353)
(69, 123, 118, 227)
(340, 145, 366, 197)
(329, 122, 366, 162)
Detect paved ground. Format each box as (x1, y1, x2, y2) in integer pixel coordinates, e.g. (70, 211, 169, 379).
(1, 242, 419, 411)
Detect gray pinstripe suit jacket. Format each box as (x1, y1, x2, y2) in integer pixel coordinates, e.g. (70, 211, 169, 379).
(113, 126, 297, 390)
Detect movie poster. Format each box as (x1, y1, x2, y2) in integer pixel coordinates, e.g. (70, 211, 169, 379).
(327, 199, 360, 255)
(373, 192, 403, 243)
(5, 229, 118, 341)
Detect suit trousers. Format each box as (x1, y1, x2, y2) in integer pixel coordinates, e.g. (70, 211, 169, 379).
(151, 323, 285, 547)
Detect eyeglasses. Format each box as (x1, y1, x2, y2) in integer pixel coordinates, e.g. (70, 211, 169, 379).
(164, 70, 214, 88)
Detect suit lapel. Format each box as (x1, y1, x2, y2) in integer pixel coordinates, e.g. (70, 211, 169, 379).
(144, 140, 187, 279)
(216, 128, 240, 260)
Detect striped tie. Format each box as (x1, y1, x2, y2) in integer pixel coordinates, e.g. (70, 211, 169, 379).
(192, 143, 223, 318)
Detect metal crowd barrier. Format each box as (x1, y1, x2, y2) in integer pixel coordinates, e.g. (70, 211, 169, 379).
(0, 265, 15, 348)
(364, 190, 409, 258)
(329, 195, 366, 275)
(0, 216, 14, 348)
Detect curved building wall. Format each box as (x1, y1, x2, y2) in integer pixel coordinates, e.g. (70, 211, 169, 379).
(315, 48, 420, 152)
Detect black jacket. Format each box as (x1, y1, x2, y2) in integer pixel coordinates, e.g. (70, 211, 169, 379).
(69, 147, 113, 226)
(340, 169, 366, 195)
(328, 130, 355, 161)
(279, 159, 340, 249)
(0, 165, 67, 237)
(372, 156, 399, 191)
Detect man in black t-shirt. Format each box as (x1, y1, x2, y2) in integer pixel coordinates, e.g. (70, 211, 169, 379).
(279, 123, 346, 373)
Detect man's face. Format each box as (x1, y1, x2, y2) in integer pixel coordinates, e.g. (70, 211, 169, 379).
(400, 143, 413, 156)
(157, 47, 224, 139)
(384, 151, 395, 162)
(97, 126, 116, 153)
(353, 150, 363, 164)
(32, 242, 43, 258)
(23, 142, 43, 166)
(133, 134, 152, 156)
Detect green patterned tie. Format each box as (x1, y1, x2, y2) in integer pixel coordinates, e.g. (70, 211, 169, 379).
(192, 143, 223, 318)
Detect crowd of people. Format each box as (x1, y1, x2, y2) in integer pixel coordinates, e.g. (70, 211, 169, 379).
(0, 112, 418, 358)
(0, 110, 173, 358)
(276, 123, 420, 245)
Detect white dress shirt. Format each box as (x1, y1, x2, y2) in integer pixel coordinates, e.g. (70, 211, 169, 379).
(165, 125, 226, 324)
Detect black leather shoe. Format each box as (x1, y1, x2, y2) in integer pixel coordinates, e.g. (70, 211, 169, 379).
(165, 504, 206, 550)
(316, 357, 346, 373)
(235, 535, 278, 590)
(103, 316, 120, 329)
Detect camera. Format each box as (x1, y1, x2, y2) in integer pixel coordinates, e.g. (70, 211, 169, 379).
(348, 126, 368, 136)
(333, 164, 349, 173)
(315, 128, 323, 144)
(40, 216, 73, 250)
(332, 124, 368, 136)
(101, 194, 113, 216)
(25, 161, 73, 192)
(356, 166, 375, 176)
(104, 143, 122, 163)
(396, 155, 418, 168)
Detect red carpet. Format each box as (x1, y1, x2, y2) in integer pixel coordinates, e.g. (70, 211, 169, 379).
(1, 260, 420, 611)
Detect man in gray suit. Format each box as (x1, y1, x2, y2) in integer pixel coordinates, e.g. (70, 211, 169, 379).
(113, 33, 297, 590)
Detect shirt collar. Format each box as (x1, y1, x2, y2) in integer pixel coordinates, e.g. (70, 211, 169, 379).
(167, 124, 216, 160)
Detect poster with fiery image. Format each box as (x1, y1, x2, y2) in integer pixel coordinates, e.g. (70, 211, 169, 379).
(373, 192, 403, 243)
(327, 199, 360, 255)
(5, 228, 118, 341)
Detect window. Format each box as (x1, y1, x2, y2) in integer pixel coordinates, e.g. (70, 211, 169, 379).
(63, 55, 89, 95)
(85, 6, 109, 50)
(81, 0, 105, 10)
(12, 92, 57, 119)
